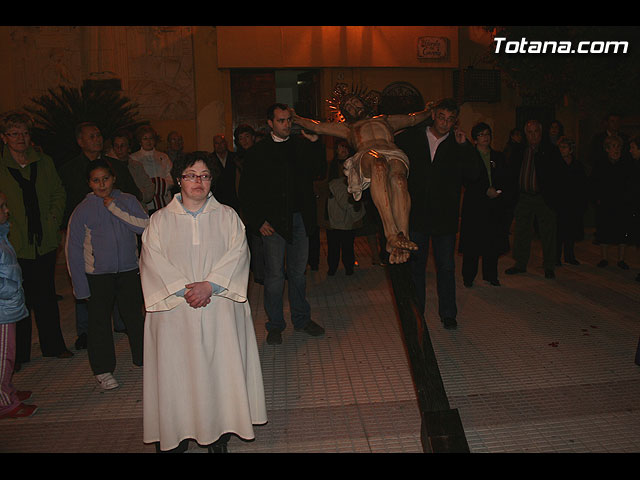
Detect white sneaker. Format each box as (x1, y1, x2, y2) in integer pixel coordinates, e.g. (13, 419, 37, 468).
(95, 373, 119, 390)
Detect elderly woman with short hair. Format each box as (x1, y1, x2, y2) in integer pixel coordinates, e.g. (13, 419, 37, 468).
(129, 125, 173, 215)
(591, 135, 634, 269)
(0, 111, 72, 366)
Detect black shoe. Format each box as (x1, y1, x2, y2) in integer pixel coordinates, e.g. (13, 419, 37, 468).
(254, 278, 264, 285)
(544, 269, 555, 279)
(442, 317, 457, 330)
(208, 434, 230, 453)
(208, 443, 228, 453)
(114, 327, 127, 334)
(463, 280, 473, 288)
(617, 260, 629, 270)
(56, 349, 74, 359)
(345, 269, 354, 276)
(597, 259, 608, 268)
(636, 273, 640, 282)
(75, 333, 87, 350)
(295, 320, 325, 337)
(156, 439, 189, 453)
(327, 269, 336, 276)
(566, 258, 580, 265)
(266, 329, 282, 345)
(487, 279, 501, 286)
(505, 266, 526, 275)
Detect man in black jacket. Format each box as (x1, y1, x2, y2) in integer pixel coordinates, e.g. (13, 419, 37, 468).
(211, 134, 240, 212)
(239, 103, 326, 345)
(396, 98, 489, 330)
(505, 119, 562, 279)
(59, 122, 141, 227)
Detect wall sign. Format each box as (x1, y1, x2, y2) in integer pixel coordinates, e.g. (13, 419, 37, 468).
(417, 36, 448, 59)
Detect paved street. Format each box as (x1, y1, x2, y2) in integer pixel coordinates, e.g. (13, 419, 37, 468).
(1, 229, 639, 453)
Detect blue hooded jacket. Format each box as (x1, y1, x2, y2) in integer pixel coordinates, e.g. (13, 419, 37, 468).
(65, 190, 149, 299)
(0, 221, 29, 324)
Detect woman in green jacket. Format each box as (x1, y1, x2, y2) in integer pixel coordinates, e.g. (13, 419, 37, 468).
(0, 111, 72, 366)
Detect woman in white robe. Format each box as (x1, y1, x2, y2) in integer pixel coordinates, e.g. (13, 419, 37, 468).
(140, 151, 267, 453)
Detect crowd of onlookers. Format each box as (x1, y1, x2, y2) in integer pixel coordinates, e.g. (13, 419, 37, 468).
(1, 101, 639, 427)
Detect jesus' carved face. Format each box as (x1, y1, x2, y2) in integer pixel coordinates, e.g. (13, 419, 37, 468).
(341, 96, 368, 123)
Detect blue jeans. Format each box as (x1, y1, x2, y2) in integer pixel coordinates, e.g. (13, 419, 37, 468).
(409, 230, 457, 320)
(249, 232, 265, 281)
(262, 213, 311, 331)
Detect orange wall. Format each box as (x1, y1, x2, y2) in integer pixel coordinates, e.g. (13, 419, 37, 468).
(216, 26, 459, 69)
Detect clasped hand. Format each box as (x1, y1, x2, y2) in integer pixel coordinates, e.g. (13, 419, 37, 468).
(184, 281, 213, 308)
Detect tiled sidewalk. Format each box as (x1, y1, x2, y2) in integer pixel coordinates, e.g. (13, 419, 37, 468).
(1, 229, 639, 453)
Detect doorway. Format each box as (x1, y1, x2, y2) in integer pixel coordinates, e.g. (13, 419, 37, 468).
(230, 69, 321, 141)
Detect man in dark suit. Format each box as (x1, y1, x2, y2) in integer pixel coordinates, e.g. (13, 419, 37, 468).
(396, 98, 489, 330)
(504, 119, 563, 279)
(211, 134, 240, 212)
(59, 122, 141, 227)
(239, 103, 326, 345)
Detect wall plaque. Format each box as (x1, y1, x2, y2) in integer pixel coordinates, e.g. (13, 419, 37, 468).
(417, 36, 448, 59)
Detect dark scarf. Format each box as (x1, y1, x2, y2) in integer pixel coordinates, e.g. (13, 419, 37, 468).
(7, 162, 43, 247)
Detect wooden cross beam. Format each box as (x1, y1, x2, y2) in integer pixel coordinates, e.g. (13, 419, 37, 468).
(387, 262, 470, 453)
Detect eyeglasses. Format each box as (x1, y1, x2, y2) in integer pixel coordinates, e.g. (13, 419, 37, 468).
(181, 173, 212, 182)
(4, 131, 30, 138)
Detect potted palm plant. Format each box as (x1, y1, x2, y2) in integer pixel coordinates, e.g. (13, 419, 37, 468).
(25, 83, 148, 168)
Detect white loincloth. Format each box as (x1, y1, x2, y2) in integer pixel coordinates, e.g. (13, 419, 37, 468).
(343, 148, 410, 201)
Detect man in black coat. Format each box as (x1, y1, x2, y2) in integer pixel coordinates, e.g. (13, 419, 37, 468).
(396, 98, 488, 330)
(59, 122, 141, 227)
(211, 134, 240, 212)
(239, 103, 326, 345)
(504, 119, 563, 279)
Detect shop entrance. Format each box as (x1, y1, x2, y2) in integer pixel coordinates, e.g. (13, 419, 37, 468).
(230, 69, 321, 139)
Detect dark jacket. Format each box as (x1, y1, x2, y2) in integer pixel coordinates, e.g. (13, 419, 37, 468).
(0, 146, 66, 259)
(506, 140, 563, 211)
(459, 148, 511, 256)
(58, 153, 141, 226)
(239, 134, 325, 243)
(212, 151, 240, 212)
(590, 155, 634, 244)
(396, 123, 486, 236)
(556, 156, 588, 242)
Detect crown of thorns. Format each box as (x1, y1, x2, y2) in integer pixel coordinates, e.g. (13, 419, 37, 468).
(327, 83, 382, 122)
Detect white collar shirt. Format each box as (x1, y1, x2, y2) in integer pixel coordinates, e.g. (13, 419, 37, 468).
(426, 126, 449, 162)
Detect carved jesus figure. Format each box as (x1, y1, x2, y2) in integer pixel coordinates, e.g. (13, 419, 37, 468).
(291, 96, 433, 264)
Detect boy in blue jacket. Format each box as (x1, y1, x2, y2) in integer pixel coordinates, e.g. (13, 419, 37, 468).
(66, 160, 149, 390)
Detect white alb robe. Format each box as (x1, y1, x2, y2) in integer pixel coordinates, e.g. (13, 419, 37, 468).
(140, 193, 267, 450)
